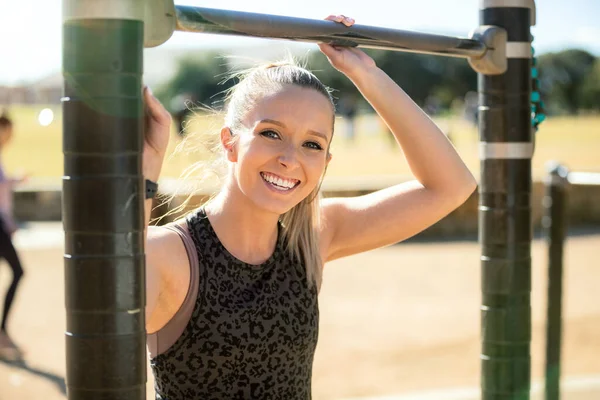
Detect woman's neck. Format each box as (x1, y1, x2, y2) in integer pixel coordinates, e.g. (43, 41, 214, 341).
(204, 183, 280, 265)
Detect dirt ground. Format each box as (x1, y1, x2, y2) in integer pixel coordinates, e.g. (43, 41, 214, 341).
(0, 225, 599, 400)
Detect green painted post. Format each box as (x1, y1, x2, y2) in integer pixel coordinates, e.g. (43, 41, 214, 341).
(62, 1, 146, 398)
(543, 163, 569, 400)
(479, 1, 536, 399)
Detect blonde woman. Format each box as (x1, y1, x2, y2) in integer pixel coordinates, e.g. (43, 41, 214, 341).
(143, 15, 477, 399)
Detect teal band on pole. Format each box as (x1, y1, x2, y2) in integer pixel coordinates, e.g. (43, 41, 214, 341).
(62, 1, 146, 398)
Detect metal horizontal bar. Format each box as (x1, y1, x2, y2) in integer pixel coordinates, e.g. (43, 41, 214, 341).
(567, 172, 600, 186)
(174, 6, 488, 59)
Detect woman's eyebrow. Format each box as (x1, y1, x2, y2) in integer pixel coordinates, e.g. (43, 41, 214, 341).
(259, 119, 328, 142)
(259, 118, 286, 128)
(307, 130, 329, 142)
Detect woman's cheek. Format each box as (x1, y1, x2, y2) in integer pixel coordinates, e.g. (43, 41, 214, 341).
(307, 160, 327, 185)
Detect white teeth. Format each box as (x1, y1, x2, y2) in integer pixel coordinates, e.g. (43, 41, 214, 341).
(261, 173, 297, 190)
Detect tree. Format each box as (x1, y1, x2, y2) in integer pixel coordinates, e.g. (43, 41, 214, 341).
(538, 49, 596, 114)
(580, 59, 600, 111)
(307, 48, 477, 113)
(154, 52, 235, 114)
(306, 49, 363, 111)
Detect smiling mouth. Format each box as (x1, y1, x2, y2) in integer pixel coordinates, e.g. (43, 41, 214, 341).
(260, 172, 301, 191)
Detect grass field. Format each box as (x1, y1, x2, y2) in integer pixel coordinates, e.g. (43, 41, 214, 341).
(4, 105, 600, 184)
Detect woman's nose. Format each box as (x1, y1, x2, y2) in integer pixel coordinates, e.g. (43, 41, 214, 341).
(277, 144, 300, 169)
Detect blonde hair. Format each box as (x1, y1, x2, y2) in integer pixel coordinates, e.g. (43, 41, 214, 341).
(162, 57, 335, 290)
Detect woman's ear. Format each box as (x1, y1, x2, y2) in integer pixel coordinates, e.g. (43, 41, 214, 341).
(220, 126, 237, 162)
(326, 152, 333, 165)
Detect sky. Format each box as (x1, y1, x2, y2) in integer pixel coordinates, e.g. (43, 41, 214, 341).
(0, 0, 599, 86)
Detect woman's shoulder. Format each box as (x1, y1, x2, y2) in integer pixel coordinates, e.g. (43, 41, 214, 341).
(147, 217, 197, 295)
(149, 208, 211, 258)
(146, 220, 195, 335)
(151, 207, 202, 233)
(147, 223, 188, 260)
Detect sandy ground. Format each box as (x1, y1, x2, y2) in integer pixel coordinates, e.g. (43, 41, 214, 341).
(0, 224, 599, 400)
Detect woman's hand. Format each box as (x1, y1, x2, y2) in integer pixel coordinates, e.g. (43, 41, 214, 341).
(318, 15, 377, 80)
(143, 86, 171, 181)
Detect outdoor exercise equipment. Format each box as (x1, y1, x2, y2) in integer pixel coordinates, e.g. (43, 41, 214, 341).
(61, 0, 536, 398)
(542, 166, 600, 400)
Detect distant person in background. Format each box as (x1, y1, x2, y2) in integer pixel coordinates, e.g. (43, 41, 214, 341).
(463, 91, 479, 127)
(423, 95, 442, 117)
(337, 92, 358, 142)
(0, 111, 28, 359)
(170, 92, 195, 137)
(173, 108, 190, 137)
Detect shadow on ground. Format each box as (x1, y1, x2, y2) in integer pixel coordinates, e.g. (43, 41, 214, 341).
(0, 357, 66, 395)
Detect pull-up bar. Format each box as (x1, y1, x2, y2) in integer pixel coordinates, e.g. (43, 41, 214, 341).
(175, 6, 486, 58)
(147, 4, 507, 75)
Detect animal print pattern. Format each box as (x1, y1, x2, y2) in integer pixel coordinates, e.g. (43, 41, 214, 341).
(150, 208, 320, 399)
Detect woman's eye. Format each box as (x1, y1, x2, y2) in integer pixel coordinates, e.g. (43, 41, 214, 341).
(260, 130, 280, 139)
(304, 141, 324, 150)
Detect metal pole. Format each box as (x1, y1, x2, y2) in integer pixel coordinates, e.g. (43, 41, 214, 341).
(62, 0, 146, 398)
(567, 172, 600, 186)
(479, 1, 536, 399)
(543, 163, 569, 400)
(174, 5, 487, 59)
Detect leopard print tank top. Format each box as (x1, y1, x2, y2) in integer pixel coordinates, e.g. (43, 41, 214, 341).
(149, 208, 320, 399)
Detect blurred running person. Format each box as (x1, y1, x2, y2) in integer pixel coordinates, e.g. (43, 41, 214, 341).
(0, 111, 28, 359)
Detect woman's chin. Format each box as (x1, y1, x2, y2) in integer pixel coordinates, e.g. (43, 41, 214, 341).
(252, 196, 303, 216)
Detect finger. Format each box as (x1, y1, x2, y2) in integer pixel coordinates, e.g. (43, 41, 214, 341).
(339, 16, 355, 27)
(143, 85, 157, 110)
(318, 43, 341, 57)
(143, 87, 152, 117)
(143, 86, 171, 126)
(325, 14, 344, 23)
(346, 47, 364, 57)
(325, 14, 354, 26)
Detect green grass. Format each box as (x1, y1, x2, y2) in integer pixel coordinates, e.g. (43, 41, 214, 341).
(4, 105, 600, 184)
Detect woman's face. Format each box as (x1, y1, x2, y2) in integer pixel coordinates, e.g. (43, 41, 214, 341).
(229, 84, 334, 215)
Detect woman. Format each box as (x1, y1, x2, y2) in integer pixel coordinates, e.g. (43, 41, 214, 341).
(0, 111, 27, 359)
(143, 15, 477, 399)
